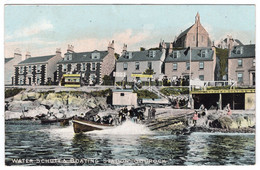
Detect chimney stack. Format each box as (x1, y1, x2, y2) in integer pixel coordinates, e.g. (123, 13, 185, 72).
(56, 48, 61, 57)
(108, 40, 115, 53)
(67, 44, 74, 53)
(169, 42, 173, 54)
(25, 51, 31, 60)
(14, 48, 22, 58)
(122, 43, 127, 55)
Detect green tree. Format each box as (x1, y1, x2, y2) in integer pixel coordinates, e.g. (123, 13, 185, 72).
(102, 75, 113, 85)
(143, 68, 156, 75)
(114, 53, 120, 60)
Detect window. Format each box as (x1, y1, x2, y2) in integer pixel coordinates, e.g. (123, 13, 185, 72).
(36, 74, 41, 84)
(237, 73, 243, 83)
(201, 36, 204, 42)
(149, 50, 156, 58)
(236, 47, 243, 54)
(199, 75, 204, 81)
(37, 65, 41, 73)
(173, 63, 178, 70)
(126, 52, 132, 59)
(82, 63, 86, 71)
(201, 50, 206, 58)
(120, 93, 125, 96)
(19, 76, 24, 85)
(19, 66, 24, 74)
(91, 53, 100, 59)
(238, 59, 243, 67)
(186, 62, 190, 70)
(253, 59, 255, 67)
(91, 63, 96, 71)
(199, 62, 204, 69)
(123, 63, 128, 70)
(28, 66, 32, 73)
(62, 64, 67, 72)
(193, 35, 195, 41)
(148, 62, 152, 69)
(135, 62, 140, 70)
(173, 51, 179, 58)
(69, 54, 72, 60)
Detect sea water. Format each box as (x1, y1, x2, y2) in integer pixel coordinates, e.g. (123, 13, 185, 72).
(5, 120, 255, 166)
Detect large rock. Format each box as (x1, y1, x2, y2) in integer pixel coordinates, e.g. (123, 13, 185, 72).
(13, 93, 23, 101)
(27, 92, 41, 100)
(5, 111, 22, 120)
(46, 93, 57, 100)
(26, 106, 48, 117)
(210, 116, 233, 129)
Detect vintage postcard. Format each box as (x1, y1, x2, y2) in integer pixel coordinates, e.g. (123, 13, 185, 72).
(3, 4, 256, 166)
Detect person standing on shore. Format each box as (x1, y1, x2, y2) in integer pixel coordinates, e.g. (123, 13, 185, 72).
(193, 111, 199, 126)
(226, 103, 232, 116)
(151, 106, 156, 119)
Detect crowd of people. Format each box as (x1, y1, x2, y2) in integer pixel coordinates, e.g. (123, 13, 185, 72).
(192, 103, 232, 126)
(162, 76, 190, 86)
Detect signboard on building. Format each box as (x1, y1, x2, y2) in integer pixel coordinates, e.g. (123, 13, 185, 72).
(131, 74, 153, 78)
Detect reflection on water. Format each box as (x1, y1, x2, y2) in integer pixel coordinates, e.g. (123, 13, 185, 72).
(5, 120, 255, 166)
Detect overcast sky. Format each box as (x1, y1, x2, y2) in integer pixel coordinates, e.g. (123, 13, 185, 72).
(4, 4, 255, 58)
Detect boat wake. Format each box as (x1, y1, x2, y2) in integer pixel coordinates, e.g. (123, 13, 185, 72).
(87, 120, 153, 135)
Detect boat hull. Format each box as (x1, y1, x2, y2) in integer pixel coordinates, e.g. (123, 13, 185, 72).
(72, 119, 114, 133)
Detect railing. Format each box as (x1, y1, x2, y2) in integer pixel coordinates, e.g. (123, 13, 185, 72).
(190, 80, 237, 90)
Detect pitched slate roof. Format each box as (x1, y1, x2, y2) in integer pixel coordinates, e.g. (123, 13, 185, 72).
(18, 55, 55, 65)
(117, 50, 163, 62)
(57, 50, 108, 64)
(229, 44, 255, 58)
(5, 57, 14, 63)
(177, 25, 193, 39)
(165, 47, 214, 62)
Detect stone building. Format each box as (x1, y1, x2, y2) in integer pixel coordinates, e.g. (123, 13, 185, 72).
(228, 44, 255, 86)
(164, 46, 217, 82)
(173, 12, 211, 48)
(14, 49, 63, 85)
(56, 41, 115, 85)
(217, 35, 243, 50)
(115, 42, 166, 83)
(5, 49, 24, 85)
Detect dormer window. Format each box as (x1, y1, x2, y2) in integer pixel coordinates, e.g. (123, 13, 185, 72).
(149, 50, 156, 58)
(173, 51, 180, 58)
(235, 47, 243, 54)
(126, 52, 132, 59)
(91, 52, 100, 59)
(201, 50, 206, 58)
(64, 54, 72, 61)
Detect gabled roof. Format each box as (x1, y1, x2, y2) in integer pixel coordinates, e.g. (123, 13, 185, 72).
(165, 47, 214, 62)
(117, 50, 163, 62)
(5, 57, 14, 63)
(177, 25, 193, 39)
(18, 55, 55, 65)
(58, 50, 108, 64)
(229, 44, 255, 58)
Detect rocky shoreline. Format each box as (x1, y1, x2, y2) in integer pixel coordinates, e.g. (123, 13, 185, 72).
(5, 88, 256, 134)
